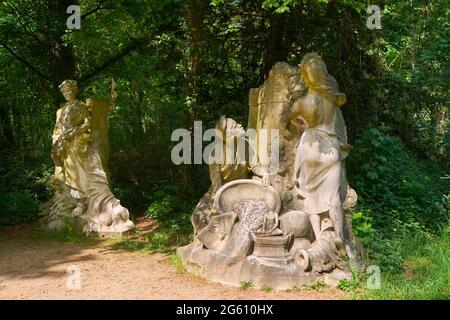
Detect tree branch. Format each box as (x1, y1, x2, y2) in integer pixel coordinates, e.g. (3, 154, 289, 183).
(81, 0, 110, 19)
(0, 42, 52, 83)
(78, 37, 149, 85)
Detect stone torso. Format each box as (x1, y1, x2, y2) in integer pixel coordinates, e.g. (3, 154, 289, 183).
(60, 100, 89, 130)
(295, 91, 337, 132)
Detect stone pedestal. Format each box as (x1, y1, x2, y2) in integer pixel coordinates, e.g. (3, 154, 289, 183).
(250, 232, 294, 266)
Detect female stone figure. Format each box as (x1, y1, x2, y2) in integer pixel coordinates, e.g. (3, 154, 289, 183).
(51, 80, 92, 201)
(41, 80, 134, 236)
(191, 117, 249, 235)
(289, 53, 355, 257)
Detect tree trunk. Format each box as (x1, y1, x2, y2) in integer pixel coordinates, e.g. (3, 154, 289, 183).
(45, 0, 77, 86)
(259, 13, 289, 84)
(185, 0, 206, 122)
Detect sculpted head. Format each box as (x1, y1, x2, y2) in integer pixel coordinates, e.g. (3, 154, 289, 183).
(59, 80, 78, 102)
(216, 116, 245, 141)
(300, 53, 328, 86)
(300, 53, 346, 107)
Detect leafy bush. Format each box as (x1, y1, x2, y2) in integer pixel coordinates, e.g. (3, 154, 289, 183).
(0, 189, 40, 226)
(0, 150, 52, 226)
(348, 125, 450, 272)
(146, 182, 194, 233)
(337, 278, 358, 292)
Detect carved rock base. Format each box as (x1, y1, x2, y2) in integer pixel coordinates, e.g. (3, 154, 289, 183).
(178, 241, 350, 290)
(40, 211, 135, 239)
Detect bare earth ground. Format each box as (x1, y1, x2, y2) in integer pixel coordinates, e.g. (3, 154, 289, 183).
(0, 221, 347, 300)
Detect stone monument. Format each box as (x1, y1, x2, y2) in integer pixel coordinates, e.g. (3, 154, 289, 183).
(40, 80, 135, 237)
(178, 53, 362, 289)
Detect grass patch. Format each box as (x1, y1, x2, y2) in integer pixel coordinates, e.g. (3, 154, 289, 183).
(306, 280, 327, 292)
(169, 252, 185, 273)
(240, 280, 254, 290)
(285, 285, 302, 293)
(358, 226, 450, 300)
(111, 183, 196, 254)
(260, 284, 273, 292)
(32, 225, 96, 245)
(337, 278, 359, 293)
(110, 224, 192, 254)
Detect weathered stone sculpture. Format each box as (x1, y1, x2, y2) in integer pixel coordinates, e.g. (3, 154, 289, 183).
(179, 53, 362, 289)
(40, 80, 134, 237)
(191, 117, 249, 235)
(248, 62, 305, 211)
(289, 52, 358, 260)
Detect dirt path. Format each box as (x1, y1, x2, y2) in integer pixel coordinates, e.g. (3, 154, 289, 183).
(0, 223, 347, 300)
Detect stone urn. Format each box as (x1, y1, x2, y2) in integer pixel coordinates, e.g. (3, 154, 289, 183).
(214, 179, 281, 214)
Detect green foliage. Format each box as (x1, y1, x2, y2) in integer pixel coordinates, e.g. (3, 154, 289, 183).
(146, 182, 194, 234)
(0, 149, 53, 226)
(337, 270, 362, 293)
(111, 225, 193, 254)
(306, 280, 327, 292)
(337, 279, 356, 292)
(144, 225, 192, 253)
(349, 125, 449, 272)
(350, 125, 448, 226)
(33, 223, 96, 244)
(260, 284, 273, 292)
(239, 280, 254, 290)
(212, 0, 366, 14)
(361, 224, 450, 299)
(0, 0, 448, 299)
(169, 252, 185, 274)
(0, 189, 39, 226)
(110, 182, 196, 253)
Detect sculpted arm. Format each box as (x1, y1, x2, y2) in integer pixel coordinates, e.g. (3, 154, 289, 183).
(81, 105, 92, 132)
(52, 108, 64, 144)
(65, 103, 92, 140)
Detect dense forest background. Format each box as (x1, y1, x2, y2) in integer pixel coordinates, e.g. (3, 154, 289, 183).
(0, 0, 449, 297)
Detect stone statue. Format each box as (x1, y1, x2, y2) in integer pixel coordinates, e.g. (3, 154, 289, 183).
(191, 117, 249, 235)
(179, 53, 361, 289)
(288, 52, 357, 259)
(40, 80, 135, 237)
